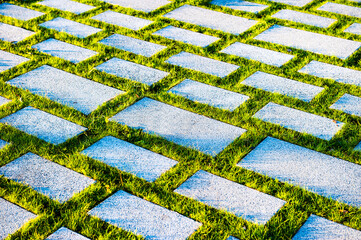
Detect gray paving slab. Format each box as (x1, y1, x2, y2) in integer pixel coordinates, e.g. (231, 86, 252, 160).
(163, 5, 258, 35)
(168, 79, 249, 111)
(0, 198, 37, 240)
(253, 102, 343, 140)
(0, 106, 87, 145)
(0, 139, 8, 150)
(110, 98, 246, 156)
(175, 170, 286, 224)
(355, 142, 361, 151)
(38, 0, 95, 14)
(0, 50, 29, 73)
(153, 26, 220, 47)
(345, 23, 361, 35)
(227, 237, 239, 240)
(241, 71, 323, 102)
(165, 51, 239, 78)
(0, 96, 10, 106)
(221, 42, 294, 67)
(254, 25, 361, 59)
(95, 58, 169, 85)
(89, 190, 202, 239)
(99, 34, 166, 57)
(330, 94, 361, 117)
(100, 0, 171, 13)
(0, 152, 95, 203)
(267, 0, 313, 7)
(292, 214, 361, 239)
(91, 10, 153, 30)
(7, 65, 123, 115)
(32, 38, 98, 64)
(0, 3, 44, 21)
(318, 2, 361, 19)
(0, 23, 36, 43)
(39, 17, 102, 38)
(211, 0, 268, 13)
(46, 227, 90, 240)
(81, 136, 178, 182)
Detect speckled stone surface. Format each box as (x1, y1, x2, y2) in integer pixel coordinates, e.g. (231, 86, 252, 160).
(163, 5, 258, 35)
(0, 49, 29, 73)
(100, 0, 170, 13)
(0, 96, 11, 106)
(318, 2, 361, 19)
(0, 106, 87, 145)
(355, 142, 361, 151)
(211, 0, 268, 13)
(0, 3, 44, 21)
(0, 139, 8, 150)
(0, 23, 36, 43)
(227, 237, 240, 240)
(46, 227, 90, 240)
(110, 98, 246, 156)
(89, 190, 202, 239)
(330, 94, 361, 117)
(345, 23, 361, 35)
(267, 0, 313, 7)
(38, 0, 95, 14)
(0, 153, 95, 203)
(175, 170, 286, 224)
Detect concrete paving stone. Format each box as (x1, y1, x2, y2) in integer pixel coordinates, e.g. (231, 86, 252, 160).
(168, 79, 249, 111)
(227, 237, 239, 240)
(253, 102, 344, 140)
(0, 50, 29, 73)
(211, 0, 268, 13)
(46, 227, 90, 240)
(0, 198, 37, 240)
(318, 2, 361, 19)
(163, 5, 258, 35)
(330, 94, 361, 117)
(271, 9, 336, 28)
(32, 38, 98, 64)
(89, 190, 202, 239)
(99, 34, 166, 57)
(153, 26, 220, 47)
(100, 0, 170, 13)
(175, 170, 286, 224)
(95, 58, 169, 85)
(355, 142, 361, 151)
(241, 71, 323, 102)
(38, 0, 95, 14)
(0, 23, 36, 43)
(292, 214, 361, 239)
(239, 137, 361, 207)
(0, 152, 95, 203)
(165, 51, 239, 78)
(0, 3, 44, 21)
(110, 98, 246, 156)
(221, 42, 294, 67)
(0, 106, 87, 145)
(0, 96, 10, 106)
(81, 136, 178, 182)
(267, 0, 314, 7)
(0, 139, 8, 150)
(39, 17, 102, 38)
(91, 10, 153, 30)
(344, 23, 361, 35)
(7, 65, 123, 115)
(254, 25, 361, 59)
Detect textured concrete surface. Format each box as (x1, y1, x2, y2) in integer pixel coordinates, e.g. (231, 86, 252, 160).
(46, 227, 90, 240)
(211, 0, 268, 13)
(0, 96, 10, 106)
(345, 23, 361, 35)
(0, 22, 36, 43)
(330, 94, 361, 117)
(0, 3, 44, 21)
(268, 0, 313, 7)
(318, 2, 361, 18)
(227, 237, 240, 240)
(355, 142, 361, 151)
(0, 139, 9, 150)
(0, 50, 29, 73)
(100, 0, 170, 13)
(38, 0, 95, 14)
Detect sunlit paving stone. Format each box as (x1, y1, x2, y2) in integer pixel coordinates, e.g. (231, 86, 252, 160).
(267, 0, 314, 7)
(330, 94, 361, 117)
(38, 0, 95, 14)
(0, 106, 87, 145)
(100, 0, 170, 12)
(163, 5, 258, 35)
(95, 58, 169, 85)
(0, 198, 37, 240)
(89, 190, 202, 239)
(110, 98, 246, 156)
(0, 139, 9, 150)
(292, 215, 361, 240)
(81, 136, 178, 182)
(344, 23, 361, 35)
(175, 170, 286, 224)
(0, 50, 29, 73)
(46, 227, 90, 240)
(227, 236, 239, 240)
(0, 23, 36, 43)
(211, 0, 268, 13)
(0, 3, 44, 21)
(0, 96, 10, 106)
(254, 25, 361, 59)
(355, 142, 361, 151)
(168, 79, 249, 111)
(221, 42, 294, 67)
(318, 2, 361, 19)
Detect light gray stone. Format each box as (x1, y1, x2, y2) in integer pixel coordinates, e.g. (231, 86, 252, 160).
(254, 25, 361, 59)
(227, 236, 239, 240)
(345, 23, 361, 35)
(0, 106, 87, 145)
(81, 136, 177, 182)
(292, 214, 361, 240)
(241, 71, 323, 102)
(0, 153, 95, 203)
(318, 2, 361, 19)
(168, 79, 249, 111)
(267, 0, 313, 7)
(95, 58, 169, 86)
(163, 5, 258, 35)
(211, 0, 268, 13)
(100, 0, 170, 13)
(7, 65, 123, 115)
(0, 96, 10, 106)
(0, 139, 8, 150)
(89, 190, 201, 239)
(0, 23, 36, 43)
(355, 142, 361, 151)
(0, 50, 29, 73)
(99, 34, 166, 57)
(253, 102, 344, 140)
(330, 94, 361, 117)
(38, 0, 95, 14)
(175, 170, 286, 224)
(165, 51, 239, 78)
(46, 227, 90, 240)
(0, 3, 44, 21)
(110, 98, 246, 156)
(221, 42, 294, 67)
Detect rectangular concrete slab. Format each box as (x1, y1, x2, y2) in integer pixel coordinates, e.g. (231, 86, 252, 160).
(318, 2, 361, 19)
(153, 26, 220, 47)
(99, 34, 166, 57)
(355, 142, 361, 151)
(330, 94, 361, 117)
(165, 51, 239, 78)
(168, 79, 249, 111)
(227, 237, 239, 240)
(81, 136, 178, 182)
(38, 0, 95, 14)
(0, 106, 87, 145)
(267, 0, 313, 7)
(0, 139, 8, 150)
(175, 170, 286, 224)
(0, 3, 44, 21)
(0, 23, 36, 43)
(100, 0, 170, 13)
(242, 71, 323, 102)
(163, 5, 258, 35)
(345, 23, 361, 35)
(221, 42, 294, 67)
(239, 137, 361, 207)
(211, 0, 268, 13)
(0, 50, 29, 73)
(89, 190, 201, 239)
(46, 227, 90, 240)
(95, 58, 169, 85)
(0, 96, 11, 107)
(91, 11, 153, 30)
(0, 152, 95, 203)
(110, 98, 246, 156)
(254, 25, 361, 59)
